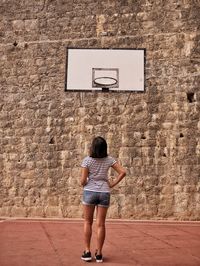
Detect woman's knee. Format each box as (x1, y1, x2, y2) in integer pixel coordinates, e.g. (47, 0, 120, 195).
(96, 219, 105, 228)
(83, 205, 95, 225)
(96, 207, 108, 227)
(85, 218, 93, 226)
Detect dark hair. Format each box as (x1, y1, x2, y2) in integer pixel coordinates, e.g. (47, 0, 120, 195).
(90, 136, 108, 158)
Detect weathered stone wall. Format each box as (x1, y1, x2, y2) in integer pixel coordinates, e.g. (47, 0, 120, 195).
(0, 0, 199, 219)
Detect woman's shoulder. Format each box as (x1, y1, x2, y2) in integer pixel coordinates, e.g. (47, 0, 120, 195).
(107, 155, 115, 160)
(81, 156, 93, 167)
(82, 156, 96, 163)
(82, 156, 91, 161)
(107, 156, 117, 165)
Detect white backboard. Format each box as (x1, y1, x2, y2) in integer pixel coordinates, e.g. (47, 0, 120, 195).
(65, 48, 145, 92)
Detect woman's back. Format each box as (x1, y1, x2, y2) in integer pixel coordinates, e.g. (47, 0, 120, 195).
(81, 156, 116, 192)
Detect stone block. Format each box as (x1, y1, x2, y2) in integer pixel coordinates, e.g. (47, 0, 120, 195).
(12, 20, 24, 30)
(25, 20, 38, 31)
(28, 207, 44, 217)
(47, 196, 59, 206)
(45, 206, 63, 218)
(11, 207, 27, 217)
(0, 207, 12, 217)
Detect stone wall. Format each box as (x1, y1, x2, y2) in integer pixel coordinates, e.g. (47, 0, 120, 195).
(0, 0, 199, 219)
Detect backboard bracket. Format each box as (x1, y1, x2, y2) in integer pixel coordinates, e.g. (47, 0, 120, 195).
(102, 87, 110, 92)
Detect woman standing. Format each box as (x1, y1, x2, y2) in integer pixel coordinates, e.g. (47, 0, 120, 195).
(80, 136, 126, 262)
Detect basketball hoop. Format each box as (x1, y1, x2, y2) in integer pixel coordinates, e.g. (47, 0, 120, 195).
(93, 77, 118, 88)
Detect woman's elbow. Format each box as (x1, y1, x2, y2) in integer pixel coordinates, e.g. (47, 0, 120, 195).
(80, 181, 85, 187)
(80, 178, 87, 187)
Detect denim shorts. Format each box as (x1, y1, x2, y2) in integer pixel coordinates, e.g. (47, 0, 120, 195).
(82, 190, 110, 208)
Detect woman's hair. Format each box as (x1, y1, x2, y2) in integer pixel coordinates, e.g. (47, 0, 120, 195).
(90, 136, 108, 158)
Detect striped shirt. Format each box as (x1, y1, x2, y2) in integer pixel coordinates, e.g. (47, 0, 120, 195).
(81, 156, 117, 192)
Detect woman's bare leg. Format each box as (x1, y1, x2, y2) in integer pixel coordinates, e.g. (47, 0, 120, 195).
(96, 206, 108, 255)
(83, 204, 95, 251)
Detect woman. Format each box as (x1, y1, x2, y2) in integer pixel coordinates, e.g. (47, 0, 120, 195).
(80, 136, 126, 262)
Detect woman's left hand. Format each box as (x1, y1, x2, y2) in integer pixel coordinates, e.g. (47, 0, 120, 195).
(107, 180, 114, 188)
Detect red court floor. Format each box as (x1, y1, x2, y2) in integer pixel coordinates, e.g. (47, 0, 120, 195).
(0, 219, 200, 266)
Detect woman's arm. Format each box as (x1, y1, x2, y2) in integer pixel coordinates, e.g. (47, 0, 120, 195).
(109, 162, 126, 188)
(80, 167, 89, 187)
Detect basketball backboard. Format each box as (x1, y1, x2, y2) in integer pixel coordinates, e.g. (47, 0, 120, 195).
(65, 48, 145, 92)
